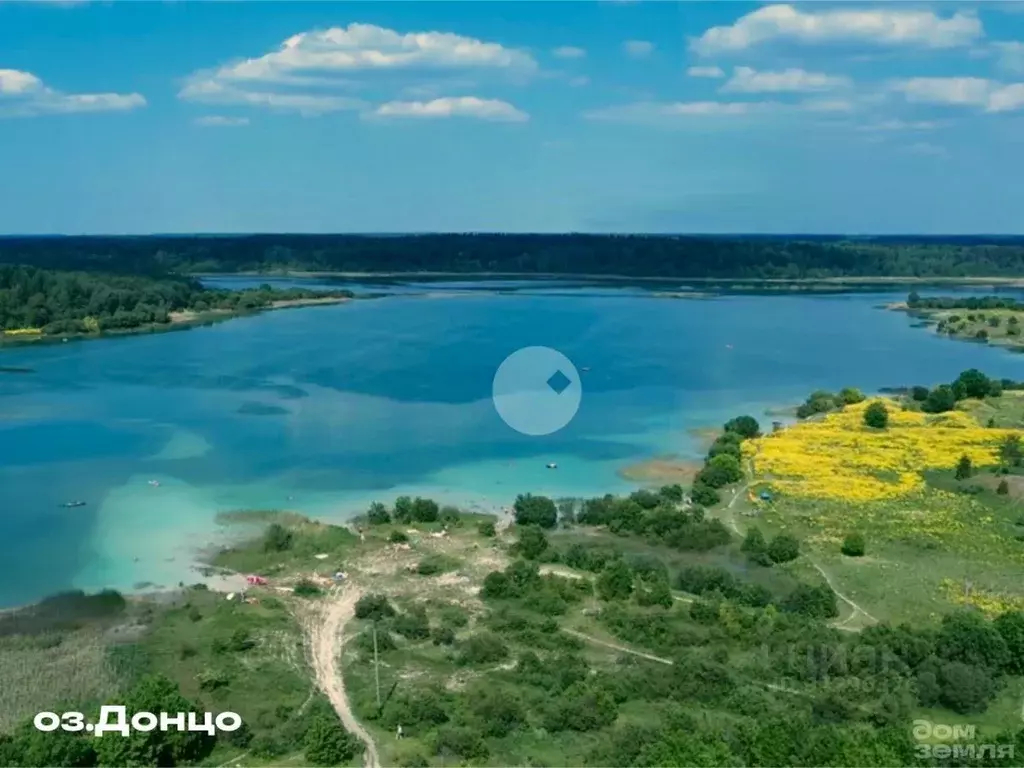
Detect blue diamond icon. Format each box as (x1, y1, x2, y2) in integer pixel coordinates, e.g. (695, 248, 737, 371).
(547, 370, 571, 394)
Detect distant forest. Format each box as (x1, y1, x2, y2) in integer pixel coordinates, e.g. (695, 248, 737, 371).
(2, 234, 1024, 279)
(0, 265, 352, 334)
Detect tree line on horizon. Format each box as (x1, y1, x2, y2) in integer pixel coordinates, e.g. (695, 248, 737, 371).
(2, 234, 1024, 278)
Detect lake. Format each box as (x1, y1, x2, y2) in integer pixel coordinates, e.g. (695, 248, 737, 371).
(2, 280, 1024, 607)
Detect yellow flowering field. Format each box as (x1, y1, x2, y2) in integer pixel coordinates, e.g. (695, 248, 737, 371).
(745, 400, 1016, 502)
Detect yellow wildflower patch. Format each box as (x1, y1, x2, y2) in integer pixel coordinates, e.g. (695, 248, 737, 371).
(746, 400, 1017, 502)
(2, 328, 42, 336)
(940, 578, 1024, 617)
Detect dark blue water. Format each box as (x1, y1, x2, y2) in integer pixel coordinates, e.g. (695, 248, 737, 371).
(1, 282, 1023, 607)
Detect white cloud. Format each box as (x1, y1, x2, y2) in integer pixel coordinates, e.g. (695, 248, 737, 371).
(686, 66, 725, 79)
(552, 46, 586, 59)
(180, 23, 538, 116)
(800, 99, 855, 113)
(197, 24, 536, 87)
(568, 76, 590, 87)
(194, 115, 250, 127)
(908, 141, 948, 157)
(858, 119, 939, 132)
(623, 40, 654, 58)
(179, 79, 366, 115)
(994, 41, 1024, 72)
(892, 77, 1024, 112)
(0, 68, 144, 116)
(584, 100, 768, 123)
(368, 96, 528, 122)
(722, 66, 851, 93)
(691, 5, 982, 55)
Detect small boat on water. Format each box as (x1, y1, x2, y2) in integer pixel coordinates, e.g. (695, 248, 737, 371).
(581, 367, 591, 373)
(546, 462, 558, 469)
(60, 501, 87, 508)
(148, 480, 160, 487)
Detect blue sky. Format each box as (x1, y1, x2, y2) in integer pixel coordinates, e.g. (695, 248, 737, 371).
(1, 1, 1023, 234)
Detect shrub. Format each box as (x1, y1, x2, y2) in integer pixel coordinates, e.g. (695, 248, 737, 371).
(304, 715, 359, 766)
(515, 525, 549, 560)
(767, 534, 800, 564)
(293, 578, 322, 597)
(955, 455, 973, 481)
(388, 530, 409, 544)
(998, 479, 1010, 495)
(838, 387, 865, 405)
(863, 401, 888, 429)
(513, 494, 558, 528)
(393, 607, 430, 641)
(354, 594, 396, 621)
(596, 559, 634, 601)
(367, 502, 390, 525)
(457, 632, 508, 665)
(698, 454, 743, 489)
(690, 482, 720, 507)
(477, 520, 497, 537)
(263, 523, 293, 552)
(841, 532, 865, 557)
(723, 415, 760, 439)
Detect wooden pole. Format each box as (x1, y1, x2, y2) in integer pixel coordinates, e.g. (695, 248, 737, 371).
(373, 621, 381, 709)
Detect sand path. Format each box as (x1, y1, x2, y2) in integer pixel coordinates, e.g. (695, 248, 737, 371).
(310, 586, 380, 768)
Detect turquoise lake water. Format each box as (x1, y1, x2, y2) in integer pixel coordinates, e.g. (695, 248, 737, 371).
(3, 280, 1024, 607)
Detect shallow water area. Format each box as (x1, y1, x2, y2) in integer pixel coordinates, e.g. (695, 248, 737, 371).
(3, 279, 1024, 607)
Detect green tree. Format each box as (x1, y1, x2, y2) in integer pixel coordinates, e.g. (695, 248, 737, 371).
(698, 454, 743, 488)
(955, 454, 973, 480)
(838, 387, 866, 405)
(723, 415, 761, 439)
(304, 715, 359, 766)
(411, 497, 439, 523)
(956, 368, 992, 399)
(1000, 434, 1024, 467)
(513, 493, 558, 529)
(92, 675, 215, 766)
(393, 495, 414, 524)
(994, 611, 1024, 674)
(690, 482, 720, 507)
(767, 533, 800, 564)
(923, 385, 957, 413)
(596, 559, 634, 601)
(863, 401, 889, 429)
(262, 522, 293, 552)
(937, 609, 1010, 669)
(515, 525, 549, 560)
(354, 594, 396, 621)
(477, 520, 496, 537)
(366, 502, 390, 525)
(782, 584, 838, 618)
(5, 721, 95, 767)
(910, 385, 930, 402)
(841, 532, 866, 557)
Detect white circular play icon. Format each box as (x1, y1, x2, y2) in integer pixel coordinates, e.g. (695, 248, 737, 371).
(492, 346, 582, 436)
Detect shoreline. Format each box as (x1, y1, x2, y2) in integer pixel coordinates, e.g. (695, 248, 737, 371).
(0, 295, 350, 351)
(888, 302, 1024, 352)
(189, 269, 1024, 287)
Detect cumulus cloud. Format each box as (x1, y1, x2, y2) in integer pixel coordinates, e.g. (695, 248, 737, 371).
(691, 5, 982, 55)
(623, 40, 654, 58)
(892, 77, 1024, 112)
(994, 41, 1024, 72)
(0, 68, 144, 116)
(686, 66, 725, 79)
(194, 115, 250, 127)
(722, 66, 851, 93)
(367, 96, 528, 122)
(179, 23, 538, 119)
(210, 24, 536, 83)
(552, 46, 586, 59)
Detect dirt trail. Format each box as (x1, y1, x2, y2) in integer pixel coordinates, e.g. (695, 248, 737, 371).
(811, 561, 879, 628)
(310, 587, 380, 768)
